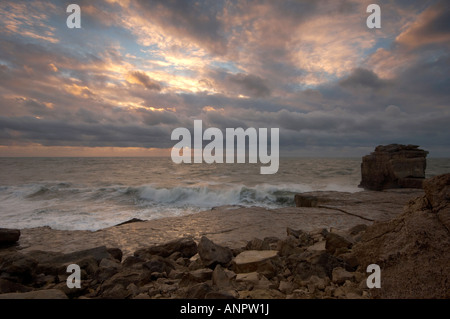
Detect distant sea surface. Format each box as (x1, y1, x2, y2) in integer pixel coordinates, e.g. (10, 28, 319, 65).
(0, 157, 449, 231)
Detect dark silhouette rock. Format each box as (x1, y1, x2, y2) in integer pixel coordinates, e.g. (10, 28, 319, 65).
(197, 236, 233, 268)
(134, 237, 197, 259)
(0, 229, 20, 246)
(294, 195, 319, 207)
(359, 144, 428, 191)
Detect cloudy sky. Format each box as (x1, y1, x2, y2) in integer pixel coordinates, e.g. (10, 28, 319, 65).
(0, 0, 449, 157)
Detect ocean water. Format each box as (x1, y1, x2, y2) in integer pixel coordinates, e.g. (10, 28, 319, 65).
(0, 157, 449, 231)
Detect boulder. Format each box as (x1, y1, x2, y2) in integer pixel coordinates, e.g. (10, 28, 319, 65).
(359, 144, 428, 191)
(277, 236, 303, 256)
(42, 246, 111, 264)
(0, 252, 38, 283)
(287, 228, 314, 246)
(233, 250, 279, 278)
(286, 251, 350, 280)
(134, 237, 197, 259)
(306, 241, 326, 252)
(0, 278, 33, 294)
(278, 280, 294, 294)
(197, 237, 233, 268)
(183, 268, 213, 284)
(245, 238, 270, 250)
(325, 233, 353, 255)
(142, 256, 174, 274)
(235, 272, 261, 286)
(294, 195, 319, 207)
(332, 267, 356, 285)
(122, 256, 145, 268)
(304, 275, 329, 291)
(184, 282, 212, 299)
(212, 265, 235, 289)
(106, 248, 123, 262)
(99, 258, 121, 270)
(0, 229, 20, 246)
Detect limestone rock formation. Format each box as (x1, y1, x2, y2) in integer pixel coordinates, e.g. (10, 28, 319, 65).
(359, 144, 428, 191)
(352, 173, 450, 298)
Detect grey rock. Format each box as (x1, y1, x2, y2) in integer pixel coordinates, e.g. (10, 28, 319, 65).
(188, 268, 213, 282)
(197, 237, 233, 268)
(277, 236, 303, 256)
(332, 267, 356, 285)
(0, 278, 33, 294)
(42, 246, 110, 265)
(185, 282, 212, 299)
(245, 238, 270, 250)
(286, 251, 349, 280)
(325, 233, 353, 255)
(0, 252, 37, 283)
(142, 256, 174, 274)
(286, 228, 314, 246)
(106, 248, 123, 262)
(233, 250, 279, 278)
(134, 237, 197, 259)
(0, 229, 20, 246)
(294, 195, 319, 207)
(212, 265, 234, 289)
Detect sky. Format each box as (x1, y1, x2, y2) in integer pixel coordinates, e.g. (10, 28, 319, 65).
(0, 0, 449, 157)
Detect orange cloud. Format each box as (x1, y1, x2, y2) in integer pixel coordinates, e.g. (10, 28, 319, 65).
(0, 145, 171, 157)
(64, 84, 94, 98)
(396, 2, 450, 48)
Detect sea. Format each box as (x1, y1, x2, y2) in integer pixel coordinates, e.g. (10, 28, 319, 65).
(0, 157, 449, 231)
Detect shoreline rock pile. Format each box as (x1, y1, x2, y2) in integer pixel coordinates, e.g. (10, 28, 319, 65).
(359, 144, 428, 191)
(0, 226, 373, 299)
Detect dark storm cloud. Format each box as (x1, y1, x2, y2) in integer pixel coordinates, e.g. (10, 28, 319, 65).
(0, 116, 173, 148)
(207, 69, 271, 98)
(396, 53, 450, 99)
(138, 109, 180, 126)
(134, 0, 227, 55)
(127, 71, 162, 91)
(226, 73, 271, 98)
(339, 68, 389, 90)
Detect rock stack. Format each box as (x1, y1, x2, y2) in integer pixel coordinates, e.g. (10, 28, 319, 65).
(359, 144, 428, 191)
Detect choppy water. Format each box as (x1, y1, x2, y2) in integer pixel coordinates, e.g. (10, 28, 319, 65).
(0, 157, 448, 231)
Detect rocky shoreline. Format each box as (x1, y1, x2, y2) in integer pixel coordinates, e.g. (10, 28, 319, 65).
(0, 174, 448, 299)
